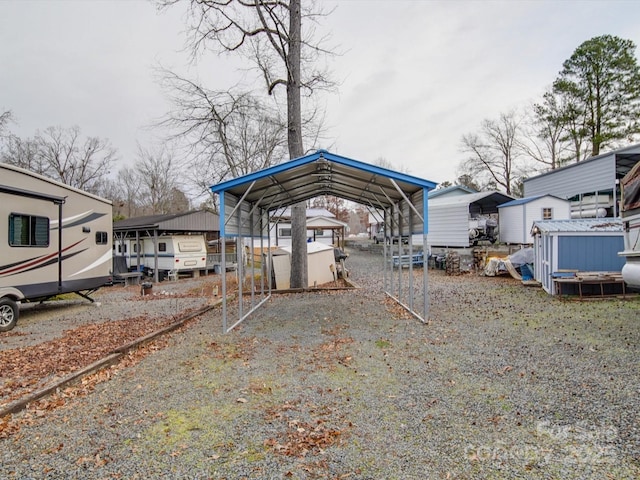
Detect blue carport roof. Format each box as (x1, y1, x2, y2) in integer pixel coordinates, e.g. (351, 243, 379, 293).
(210, 150, 437, 211)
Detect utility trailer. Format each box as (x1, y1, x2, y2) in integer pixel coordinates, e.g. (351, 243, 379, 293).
(0, 163, 113, 331)
(391, 252, 425, 268)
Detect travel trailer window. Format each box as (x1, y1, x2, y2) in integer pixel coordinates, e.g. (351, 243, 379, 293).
(159, 242, 167, 252)
(279, 228, 292, 237)
(8, 214, 49, 247)
(95, 231, 108, 245)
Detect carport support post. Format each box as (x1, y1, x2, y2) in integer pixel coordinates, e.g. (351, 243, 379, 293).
(153, 229, 159, 284)
(397, 203, 403, 302)
(408, 205, 414, 311)
(236, 200, 244, 321)
(220, 191, 227, 332)
(383, 209, 390, 294)
(423, 190, 429, 321)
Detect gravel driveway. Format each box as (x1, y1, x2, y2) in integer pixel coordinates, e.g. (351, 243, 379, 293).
(1, 247, 639, 479)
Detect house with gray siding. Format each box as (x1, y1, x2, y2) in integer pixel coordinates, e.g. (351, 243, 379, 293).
(523, 143, 640, 218)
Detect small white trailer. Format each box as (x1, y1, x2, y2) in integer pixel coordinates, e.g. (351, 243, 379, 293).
(124, 234, 207, 278)
(0, 163, 113, 331)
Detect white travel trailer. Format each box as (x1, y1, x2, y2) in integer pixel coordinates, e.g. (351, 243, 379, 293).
(124, 234, 207, 276)
(0, 163, 113, 331)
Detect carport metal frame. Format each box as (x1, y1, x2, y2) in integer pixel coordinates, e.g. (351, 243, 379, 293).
(210, 150, 437, 332)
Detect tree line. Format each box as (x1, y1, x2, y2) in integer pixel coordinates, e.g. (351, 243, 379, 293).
(4, 17, 639, 215)
(0, 113, 192, 220)
(451, 35, 640, 196)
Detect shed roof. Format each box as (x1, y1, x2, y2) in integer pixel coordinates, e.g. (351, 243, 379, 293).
(210, 149, 437, 211)
(306, 216, 348, 229)
(428, 185, 477, 199)
(429, 191, 514, 209)
(113, 209, 219, 233)
(531, 218, 623, 234)
(498, 194, 567, 208)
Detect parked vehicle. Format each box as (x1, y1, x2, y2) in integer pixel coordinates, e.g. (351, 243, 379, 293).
(117, 234, 207, 278)
(372, 224, 409, 244)
(0, 163, 113, 331)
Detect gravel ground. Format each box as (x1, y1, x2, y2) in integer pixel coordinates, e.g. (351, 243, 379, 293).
(1, 246, 639, 479)
(0, 281, 210, 352)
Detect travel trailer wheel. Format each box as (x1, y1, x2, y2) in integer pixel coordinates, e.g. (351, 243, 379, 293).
(0, 298, 18, 332)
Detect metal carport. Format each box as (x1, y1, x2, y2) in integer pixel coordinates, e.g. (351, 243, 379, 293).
(210, 150, 437, 332)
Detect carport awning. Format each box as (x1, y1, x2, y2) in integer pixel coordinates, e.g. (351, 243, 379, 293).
(209, 150, 437, 332)
(209, 150, 437, 213)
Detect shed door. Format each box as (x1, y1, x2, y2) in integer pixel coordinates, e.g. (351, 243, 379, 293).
(558, 236, 625, 271)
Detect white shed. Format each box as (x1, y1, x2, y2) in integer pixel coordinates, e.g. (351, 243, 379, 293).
(271, 241, 337, 289)
(498, 195, 571, 245)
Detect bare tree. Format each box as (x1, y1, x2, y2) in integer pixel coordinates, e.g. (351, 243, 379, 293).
(113, 167, 144, 218)
(159, 0, 334, 288)
(520, 91, 575, 171)
(1, 135, 49, 175)
(372, 156, 410, 174)
(36, 126, 116, 193)
(460, 111, 522, 196)
(135, 144, 188, 215)
(0, 110, 12, 138)
(311, 195, 349, 223)
(159, 71, 287, 204)
(2, 125, 116, 194)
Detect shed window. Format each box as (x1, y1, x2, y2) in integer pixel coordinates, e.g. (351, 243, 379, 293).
(9, 214, 49, 247)
(542, 208, 553, 220)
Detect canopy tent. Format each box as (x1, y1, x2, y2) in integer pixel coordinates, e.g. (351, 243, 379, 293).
(210, 150, 437, 332)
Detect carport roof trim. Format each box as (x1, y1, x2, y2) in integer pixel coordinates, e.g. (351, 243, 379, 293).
(209, 149, 437, 210)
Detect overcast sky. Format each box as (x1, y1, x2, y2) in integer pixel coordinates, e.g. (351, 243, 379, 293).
(2, 0, 640, 193)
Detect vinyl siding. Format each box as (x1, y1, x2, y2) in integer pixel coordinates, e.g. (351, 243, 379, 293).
(427, 203, 470, 247)
(524, 156, 616, 198)
(498, 205, 523, 244)
(558, 235, 625, 271)
(499, 198, 571, 244)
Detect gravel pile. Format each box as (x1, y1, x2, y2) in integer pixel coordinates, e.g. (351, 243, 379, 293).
(1, 246, 639, 479)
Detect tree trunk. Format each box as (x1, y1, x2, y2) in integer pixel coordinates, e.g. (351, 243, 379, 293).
(287, 0, 307, 289)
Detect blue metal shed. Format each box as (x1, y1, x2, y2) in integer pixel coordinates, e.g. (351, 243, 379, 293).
(530, 219, 624, 294)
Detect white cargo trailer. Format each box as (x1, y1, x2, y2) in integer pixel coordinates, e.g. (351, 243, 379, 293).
(0, 163, 113, 331)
